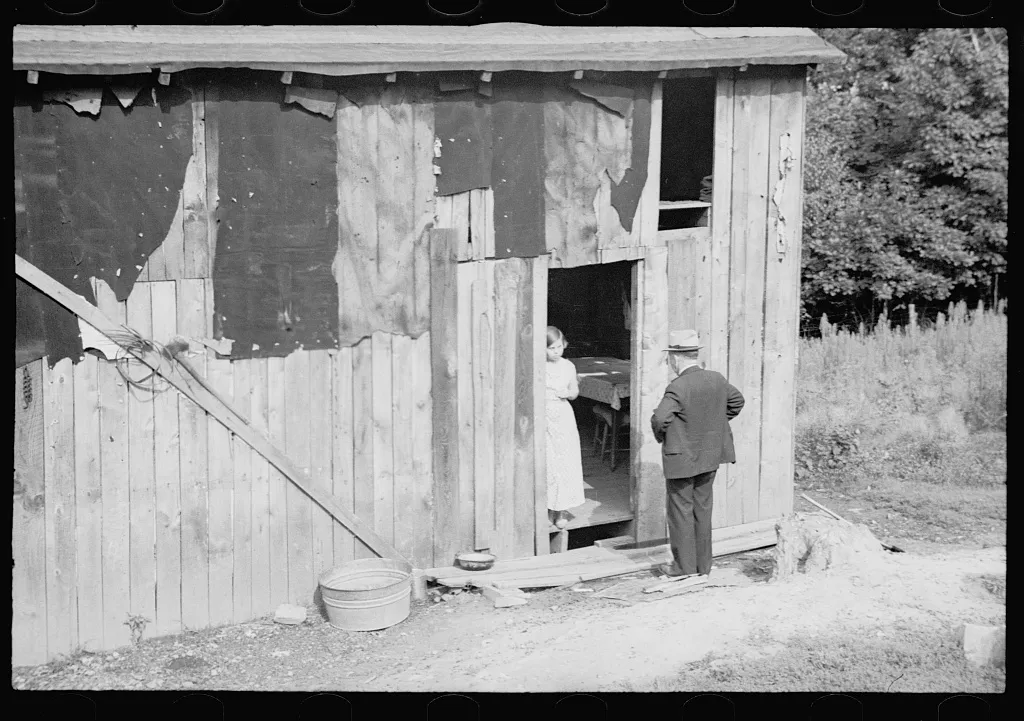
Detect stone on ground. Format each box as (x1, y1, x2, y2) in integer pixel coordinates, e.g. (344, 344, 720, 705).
(273, 603, 307, 625)
(771, 512, 886, 581)
(961, 623, 1006, 668)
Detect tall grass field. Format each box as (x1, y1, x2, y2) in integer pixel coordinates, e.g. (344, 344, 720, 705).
(794, 301, 1007, 545)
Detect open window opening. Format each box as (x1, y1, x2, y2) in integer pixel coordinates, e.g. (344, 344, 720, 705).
(658, 76, 717, 231)
(547, 261, 635, 549)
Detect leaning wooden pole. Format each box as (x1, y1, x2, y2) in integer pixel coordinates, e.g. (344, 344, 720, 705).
(15, 253, 407, 563)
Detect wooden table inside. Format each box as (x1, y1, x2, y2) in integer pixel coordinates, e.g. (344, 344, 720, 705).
(571, 356, 631, 411)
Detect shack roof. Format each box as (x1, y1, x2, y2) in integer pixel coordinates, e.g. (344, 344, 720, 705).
(13, 24, 846, 77)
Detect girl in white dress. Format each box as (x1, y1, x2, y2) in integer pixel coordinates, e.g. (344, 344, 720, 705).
(545, 326, 586, 528)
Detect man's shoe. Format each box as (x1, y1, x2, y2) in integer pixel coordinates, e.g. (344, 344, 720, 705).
(658, 563, 695, 578)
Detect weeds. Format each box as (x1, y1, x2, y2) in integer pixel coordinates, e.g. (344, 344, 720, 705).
(125, 614, 150, 645)
(796, 302, 1006, 487)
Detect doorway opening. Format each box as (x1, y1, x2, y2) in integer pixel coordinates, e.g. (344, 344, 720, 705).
(546, 260, 635, 546)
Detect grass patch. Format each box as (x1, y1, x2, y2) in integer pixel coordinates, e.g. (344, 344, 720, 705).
(648, 624, 1005, 693)
(794, 303, 1006, 540)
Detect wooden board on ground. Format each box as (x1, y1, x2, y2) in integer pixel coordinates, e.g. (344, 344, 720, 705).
(426, 518, 777, 588)
(597, 566, 753, 603)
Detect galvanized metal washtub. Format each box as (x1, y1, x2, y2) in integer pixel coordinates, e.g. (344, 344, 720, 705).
(318, 558, 413, 631)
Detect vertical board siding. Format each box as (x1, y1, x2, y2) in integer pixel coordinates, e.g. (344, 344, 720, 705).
(183, 82, 210, 279)
(231, 360, 253, 623)
(43, 357, 77, 658)
(335, 93, 379, 346)
(126, 283, 157, 641)
(456, 266, 477, 547)
(249, 356, 272, 617)
(513, 258, 537, 558)
(331, 348, 356, 565)
(726, 71, 771, 527)
(410, 332, 436, 568)
(351, 338, 376, 559)
(266, 356, 290, 605)
(13, 72, 808, 663)
(177, 279, 210, 631)
(284, 350, 314, 605)
(96, 283, 132, 650)
(709, 70, 735, 530)
(491, 258, 520, 558)
(633, 249, 670, 542)
(205, 348, 235, 627)
(430, 228, 460, 567)
(759, 68, 806, 521)
(391, 334, 418, 562)
(309, 350, 336, 583)
(14, 360, 48, 665)
(471, 263, 496, 551)
(371, 332, 396, 549)
(151, 281, 182, 637)
(73, 351, 103, 652)
(637, 78, 663, 246)
(532, 256, 549, 555)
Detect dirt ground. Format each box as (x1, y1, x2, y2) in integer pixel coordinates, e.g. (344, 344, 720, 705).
(13, 489, 1006, 694)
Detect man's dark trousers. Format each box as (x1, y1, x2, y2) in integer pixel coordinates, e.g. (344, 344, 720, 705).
(666, 470, 716, 575)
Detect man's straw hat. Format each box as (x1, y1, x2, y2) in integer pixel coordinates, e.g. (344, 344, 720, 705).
(664, 329, 703, 352)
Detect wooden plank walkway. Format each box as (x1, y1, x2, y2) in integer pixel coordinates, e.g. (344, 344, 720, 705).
(426, 519, 777, 588)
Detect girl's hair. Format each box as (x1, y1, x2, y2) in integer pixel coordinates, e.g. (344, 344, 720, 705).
(546, 325, 567, 348)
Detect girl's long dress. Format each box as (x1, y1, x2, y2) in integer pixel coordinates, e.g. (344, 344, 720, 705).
(546, 358, 586, 511)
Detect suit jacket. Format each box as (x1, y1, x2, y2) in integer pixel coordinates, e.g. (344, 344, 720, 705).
(650, 365, 745, 480)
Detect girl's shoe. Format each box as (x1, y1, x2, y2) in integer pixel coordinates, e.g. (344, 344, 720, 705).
(554, 513, 569, 529)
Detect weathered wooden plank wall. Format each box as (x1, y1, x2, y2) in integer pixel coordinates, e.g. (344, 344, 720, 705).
(758, 67, 806, 521)
(12, 77, 439, 666)
(13, 67, 807, 666)
(661, 67, 805, 533)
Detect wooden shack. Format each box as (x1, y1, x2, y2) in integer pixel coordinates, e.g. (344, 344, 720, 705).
(12, 25, 844, 664)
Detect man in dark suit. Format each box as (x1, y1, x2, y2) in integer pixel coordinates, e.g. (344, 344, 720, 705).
(651, 330, 745, 578)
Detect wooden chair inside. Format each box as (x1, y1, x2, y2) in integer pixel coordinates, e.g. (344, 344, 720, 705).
(590, 403, 630, 471)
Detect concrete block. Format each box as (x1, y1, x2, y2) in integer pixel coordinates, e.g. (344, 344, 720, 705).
(273, 603, 307, 625)
(961, 623, 1006, 668)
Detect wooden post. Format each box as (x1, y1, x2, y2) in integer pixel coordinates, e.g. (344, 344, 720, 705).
(633, 248, 669, 543)
(430, 229, 460, 567)
(532, 255, 550, 556)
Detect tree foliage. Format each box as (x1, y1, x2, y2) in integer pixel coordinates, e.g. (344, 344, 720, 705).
(802, 28, 1008, 329)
